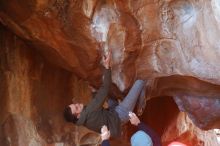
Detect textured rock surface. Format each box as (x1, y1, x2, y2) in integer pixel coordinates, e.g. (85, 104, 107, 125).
(148, 76, 220, 129)
(1, 0, 220, 145)
(162, 112, 220, 146)
(0, 25, 100, 146)
(1, 0, 220, 88)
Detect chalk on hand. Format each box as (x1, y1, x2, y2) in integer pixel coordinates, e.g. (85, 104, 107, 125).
(129, 111, 133, 118)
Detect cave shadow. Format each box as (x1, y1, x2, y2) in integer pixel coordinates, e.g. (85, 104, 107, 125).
(127, 96, 179, 138)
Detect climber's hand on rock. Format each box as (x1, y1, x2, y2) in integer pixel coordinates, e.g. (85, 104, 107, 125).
(103, 51, 111, 69)
(101, 125, 110, 141)
(129, 112, 140, 126)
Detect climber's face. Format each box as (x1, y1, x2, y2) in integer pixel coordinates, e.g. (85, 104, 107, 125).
(69, 103, 84, 118)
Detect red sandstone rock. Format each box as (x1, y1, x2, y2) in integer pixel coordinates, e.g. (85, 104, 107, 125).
(162, 112, 220, 146)
(1, 0, 220, 145)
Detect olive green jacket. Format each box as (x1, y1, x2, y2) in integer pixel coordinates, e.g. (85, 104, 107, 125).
(76, 69, 121, 137)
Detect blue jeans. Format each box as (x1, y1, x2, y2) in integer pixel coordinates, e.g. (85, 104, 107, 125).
(112, 80, 145, 123)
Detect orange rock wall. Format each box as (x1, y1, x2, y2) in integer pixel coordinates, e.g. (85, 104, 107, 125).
(1, 0, 220, 145)
(0, 25, 99, 146)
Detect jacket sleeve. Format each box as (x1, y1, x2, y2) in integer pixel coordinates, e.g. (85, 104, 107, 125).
(137, 122, 162, 146)
(101, 140, 111, 146)
(85, 69, 111, 112)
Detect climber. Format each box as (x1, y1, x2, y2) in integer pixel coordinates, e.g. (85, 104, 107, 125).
(63, 51, 147, 138)
(100, 112, 162, 146)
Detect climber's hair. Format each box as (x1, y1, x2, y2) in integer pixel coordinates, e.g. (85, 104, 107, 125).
(63, 106, 78, 124)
